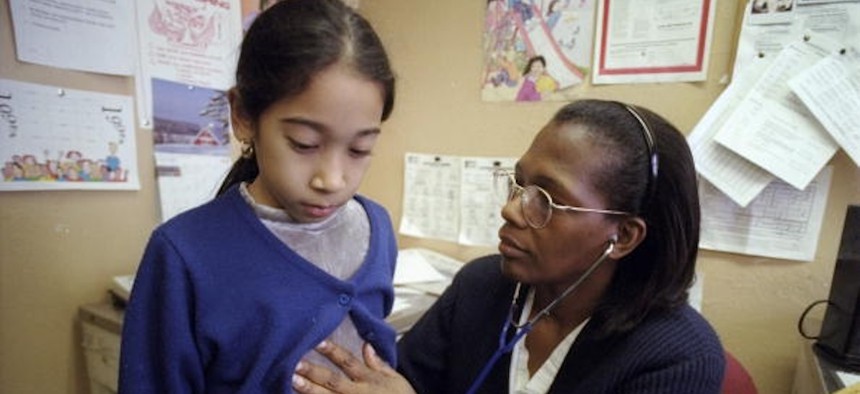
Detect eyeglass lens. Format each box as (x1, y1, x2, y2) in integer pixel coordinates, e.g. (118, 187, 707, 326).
(521, 186, 551, 228)
(494, 171, 552, 228)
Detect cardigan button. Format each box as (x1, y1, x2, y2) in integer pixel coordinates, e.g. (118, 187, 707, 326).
(338, 294, 351, 306)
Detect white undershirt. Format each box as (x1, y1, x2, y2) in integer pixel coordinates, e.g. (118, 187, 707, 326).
(508, 288, 589, 394)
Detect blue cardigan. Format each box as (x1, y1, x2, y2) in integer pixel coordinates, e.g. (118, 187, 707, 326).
(119, 186, 398, 393)
(397, 254, 725, 394)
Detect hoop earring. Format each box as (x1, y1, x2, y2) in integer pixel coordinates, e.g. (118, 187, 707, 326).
(241, 140, 254, 159)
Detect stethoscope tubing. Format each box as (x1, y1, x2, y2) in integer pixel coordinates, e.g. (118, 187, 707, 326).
(464, 241, 615, 394)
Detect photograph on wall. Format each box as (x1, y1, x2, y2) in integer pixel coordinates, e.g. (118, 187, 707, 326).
(481, 0, 596, 102)
(0, 79, 138, 191)
(152, 78, 231, 156)
(749, 0, 797, 25)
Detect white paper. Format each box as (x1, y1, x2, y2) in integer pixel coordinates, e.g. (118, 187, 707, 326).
(393, 248, 449, 285)
(459, 156, 515, 246)
(789, 52, 860, 167)
(689, 272, 704, 313)
(154, 152, 232, 222)
(9, 0, 135, 75)
(134, 0, 242, 128)
(733, 2, 860, 76)
(688, 55, 774, 207)
(0, 79, 138, 191)
(394, 248, 464, 296)
(836, 370, 860, 388)
(591, 0, 716, 84)
(714, 39, 839, 190)
(699, 166, 832, 261)
(399, 153, 462, 242)
(399, 153, 517, 246)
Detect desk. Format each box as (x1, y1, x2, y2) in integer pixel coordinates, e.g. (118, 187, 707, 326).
(793, 341, 856, 394)
(79, 303, 123, 394)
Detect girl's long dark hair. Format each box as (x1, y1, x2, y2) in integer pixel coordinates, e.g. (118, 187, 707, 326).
(216, 0, 395, 196)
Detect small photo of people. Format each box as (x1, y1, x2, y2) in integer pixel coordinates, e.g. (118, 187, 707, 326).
(750, 0, 796, 24)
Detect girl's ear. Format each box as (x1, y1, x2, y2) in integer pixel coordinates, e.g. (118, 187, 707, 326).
(228, 88, 254, 142)
(608, 217, 647, 260)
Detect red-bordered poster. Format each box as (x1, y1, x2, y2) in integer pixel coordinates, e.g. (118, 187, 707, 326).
(592, 0, 717, 84)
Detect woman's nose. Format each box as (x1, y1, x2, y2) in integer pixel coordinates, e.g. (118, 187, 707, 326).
(500, 194, 528, 228)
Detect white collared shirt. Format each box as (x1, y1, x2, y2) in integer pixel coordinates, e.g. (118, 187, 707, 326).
(509, 288, 589, 394)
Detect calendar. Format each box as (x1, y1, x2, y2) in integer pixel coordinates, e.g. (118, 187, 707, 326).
(0, 79, 138, 191)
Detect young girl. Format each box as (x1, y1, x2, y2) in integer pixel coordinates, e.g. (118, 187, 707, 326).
(515, 56, 558, 102)
(119, 0, 398, 392)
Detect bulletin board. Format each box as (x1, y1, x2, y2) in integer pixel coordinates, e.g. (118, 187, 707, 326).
(1, 1, 859, 394)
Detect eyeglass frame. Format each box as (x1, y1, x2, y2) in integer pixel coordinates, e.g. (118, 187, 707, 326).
(494, 169, 631, 229)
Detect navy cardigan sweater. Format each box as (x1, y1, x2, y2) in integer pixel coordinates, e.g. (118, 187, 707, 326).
(397, 254, 725, 394)
(119, 186, 398, 393)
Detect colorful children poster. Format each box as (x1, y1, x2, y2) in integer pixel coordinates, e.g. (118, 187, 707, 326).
(0, 79, 138, 191)
(482, 0, 596, 102)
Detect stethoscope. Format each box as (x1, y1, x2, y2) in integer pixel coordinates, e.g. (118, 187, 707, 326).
(464, 240, 616, 394)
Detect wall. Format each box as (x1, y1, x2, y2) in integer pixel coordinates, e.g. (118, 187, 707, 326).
(0, 0, 858, 393)
(0, 1, 159, 393)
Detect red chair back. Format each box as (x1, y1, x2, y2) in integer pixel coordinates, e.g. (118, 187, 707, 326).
(722, 351, 757, 394)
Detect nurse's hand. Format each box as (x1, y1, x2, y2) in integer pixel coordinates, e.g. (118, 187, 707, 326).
(292, 341, 416, 394)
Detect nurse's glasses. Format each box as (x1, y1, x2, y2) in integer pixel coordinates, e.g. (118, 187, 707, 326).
(493, 170, 630, 229)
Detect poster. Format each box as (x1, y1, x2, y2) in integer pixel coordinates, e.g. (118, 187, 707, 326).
(481, 0, 596, 102)
(0, 79, 138, 191)
(591, 0, 717, 84)
(134, 0, 242, 128)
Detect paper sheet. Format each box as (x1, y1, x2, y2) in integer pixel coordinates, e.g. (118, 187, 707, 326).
(154, 152, 232, 222)
(591, 0, 716, 84)
(393, 248, 449, 285)
(399, 153, 462, 242)
(699, 166, 832, 261)
(9, 0, 135, 75)
(733, 2, 860, 76)
(714, 39, 839, 190)
(459, 156, 516, 246)
(399, 153, 515, 246)
(837, 371, 860, 391)
(0, 79, 138, 191)
(789, 52, 860, 168)
(688, 55, 774, 207)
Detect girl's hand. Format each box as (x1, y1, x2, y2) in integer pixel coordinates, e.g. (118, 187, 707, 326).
(292, 341, 416, 394)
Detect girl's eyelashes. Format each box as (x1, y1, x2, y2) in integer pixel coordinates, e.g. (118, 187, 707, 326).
(349, 148, 372, 158)
(287, 138, 318, 152)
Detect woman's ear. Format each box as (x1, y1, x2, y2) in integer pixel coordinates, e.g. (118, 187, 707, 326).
(609, 217, 647, 260)
(228, 88, 254, 142)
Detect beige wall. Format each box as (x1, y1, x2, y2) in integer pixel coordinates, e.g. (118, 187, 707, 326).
(1, 0, 858, 393)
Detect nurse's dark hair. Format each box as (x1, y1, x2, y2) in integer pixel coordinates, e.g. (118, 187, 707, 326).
(216, 0, 395, 196)
(551, 99, 700, 335)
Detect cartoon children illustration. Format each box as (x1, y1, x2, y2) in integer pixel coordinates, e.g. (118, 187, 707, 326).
(105, 141, 122, 181)
(516, 55, 558, 102)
